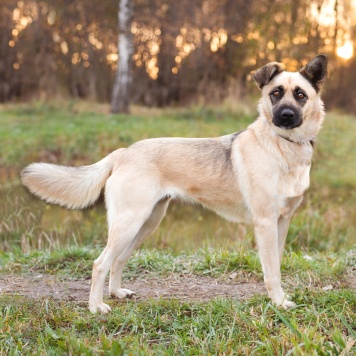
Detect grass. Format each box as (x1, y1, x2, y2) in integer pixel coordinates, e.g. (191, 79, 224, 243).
(0, 246, 355, 354)
(0, 101, 253, 169)
(0, 242, 355, 355)
(1, 246, 351, 285)
(0, 101, 355, 354)
(0, 290, 355, 355)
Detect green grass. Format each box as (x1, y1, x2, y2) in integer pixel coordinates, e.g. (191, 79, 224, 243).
(0, 101, 355, 354)
(0, 246, 353, 290)
(0, 101, 253, 168)
(0, 246, 354, 354)
(1, 290, 355, 355)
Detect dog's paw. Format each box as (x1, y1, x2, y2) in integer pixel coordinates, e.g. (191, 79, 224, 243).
(110, 288, 136, 299)
(272, 293, 296, 309)
(281, 300, 297, 309)
(89, 302, 112, 314)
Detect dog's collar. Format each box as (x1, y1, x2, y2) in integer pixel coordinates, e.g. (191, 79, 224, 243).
(277, 134, 315, 148)
(266, 121, 315, 148)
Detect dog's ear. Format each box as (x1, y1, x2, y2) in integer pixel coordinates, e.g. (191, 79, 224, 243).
(252, 62, 284, 90)
(299, 54, 328, 92)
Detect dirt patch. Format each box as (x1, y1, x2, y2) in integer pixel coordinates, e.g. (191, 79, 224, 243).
(0, 274, 266, 303)
(2, 269, 354, 305)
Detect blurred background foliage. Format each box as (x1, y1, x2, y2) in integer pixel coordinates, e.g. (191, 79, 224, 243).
(1, 0, 356, 111)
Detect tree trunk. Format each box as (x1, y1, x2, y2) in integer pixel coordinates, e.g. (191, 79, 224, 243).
(110, 0, 133, 113)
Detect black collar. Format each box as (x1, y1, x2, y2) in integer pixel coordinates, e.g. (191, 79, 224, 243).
(278, 134, 315, 148)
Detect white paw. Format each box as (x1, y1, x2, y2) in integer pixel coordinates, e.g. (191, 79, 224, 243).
(281, 300, 297, 309)
(110, 288, 136, 299)
(89, 302, 112, 314)
(272, 293, 296, 309)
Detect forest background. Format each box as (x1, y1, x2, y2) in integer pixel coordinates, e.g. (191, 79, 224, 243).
(1, 0, 356, 112)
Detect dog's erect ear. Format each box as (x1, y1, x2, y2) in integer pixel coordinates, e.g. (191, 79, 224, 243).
(299, 54, 328, 92)
(252, 62, 284, 90)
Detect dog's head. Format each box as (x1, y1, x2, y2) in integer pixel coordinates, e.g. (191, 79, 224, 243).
(253, 55, 328, 142)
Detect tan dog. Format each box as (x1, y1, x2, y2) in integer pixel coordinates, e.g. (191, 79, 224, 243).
(21, 54, 328, 313)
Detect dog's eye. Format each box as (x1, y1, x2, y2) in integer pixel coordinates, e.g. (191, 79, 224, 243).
(273, 90, 280, 97)
(298, 92, 305, 99)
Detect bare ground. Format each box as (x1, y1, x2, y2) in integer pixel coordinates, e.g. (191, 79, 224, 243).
(0, 274, 266, 304)
(1, 266, 354, 305)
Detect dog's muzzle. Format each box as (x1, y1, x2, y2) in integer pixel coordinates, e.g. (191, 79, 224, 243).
(272, 105, 302, 130)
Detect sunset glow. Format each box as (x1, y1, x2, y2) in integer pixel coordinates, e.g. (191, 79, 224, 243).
(337, 40, 354, 59)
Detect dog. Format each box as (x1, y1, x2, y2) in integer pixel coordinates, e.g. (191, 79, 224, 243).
(21, 54, 328, 313)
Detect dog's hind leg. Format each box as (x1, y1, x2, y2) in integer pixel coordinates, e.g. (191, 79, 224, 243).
(88, 208, 153, 314)
(88, 172, 161, 314)
(109, 198, 171, 299)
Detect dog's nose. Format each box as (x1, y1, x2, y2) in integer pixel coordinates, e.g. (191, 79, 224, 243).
(281, 109, 295, 120)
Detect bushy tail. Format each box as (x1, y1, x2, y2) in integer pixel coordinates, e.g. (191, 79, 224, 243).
(21, 156, 113, 209)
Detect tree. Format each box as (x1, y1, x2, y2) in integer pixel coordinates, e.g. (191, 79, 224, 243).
(110, 0, 133, 113)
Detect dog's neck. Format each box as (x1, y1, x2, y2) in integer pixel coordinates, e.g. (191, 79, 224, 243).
(264, 118, 317, 147)
(277, 133, 315, 148)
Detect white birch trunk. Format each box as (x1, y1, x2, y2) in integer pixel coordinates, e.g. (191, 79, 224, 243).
(110, 0, 133, 113)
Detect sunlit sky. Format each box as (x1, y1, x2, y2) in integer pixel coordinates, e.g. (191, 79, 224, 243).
(337, 40, 354, 59)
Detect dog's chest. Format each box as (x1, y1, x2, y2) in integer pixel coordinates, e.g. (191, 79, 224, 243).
(279, 162, 311, 199)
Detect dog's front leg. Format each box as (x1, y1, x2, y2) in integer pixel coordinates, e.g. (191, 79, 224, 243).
(278, 197, 303, 265)
(254, 217, 296, 309)
(277, 215, 291, 265)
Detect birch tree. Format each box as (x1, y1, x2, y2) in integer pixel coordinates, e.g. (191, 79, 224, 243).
(110, 0, 133, 113)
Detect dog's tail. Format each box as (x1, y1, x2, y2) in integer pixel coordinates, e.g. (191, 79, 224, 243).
(21, 155, 113, 209)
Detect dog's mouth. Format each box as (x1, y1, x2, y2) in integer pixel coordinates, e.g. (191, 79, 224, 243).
(272, 106, 302, 130)
(274, 121, 303, 130)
